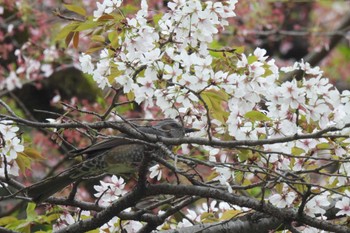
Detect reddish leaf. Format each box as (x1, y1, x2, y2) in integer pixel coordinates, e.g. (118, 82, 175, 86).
(73, 31, 80, 48)
(63, 4, 86, 16)
(65, 31, 74, 47)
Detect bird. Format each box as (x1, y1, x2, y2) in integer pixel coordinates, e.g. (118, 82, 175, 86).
(26, 119, 197, 203)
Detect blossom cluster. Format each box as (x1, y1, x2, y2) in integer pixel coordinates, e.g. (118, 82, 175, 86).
(157, 200, 248, 230)
(99, 217, 142, 233)
(53, 210, 91, 231)
(92, 175, 143, 232)
(0, 120, 23, 177)
(80, 0, 238, 98)
(79, 0, 350, 222)
(0, 44, 58, 91)
(54, 175, 141, 232)
(94, 175, 127, 207)
(1, 0, 60, 92)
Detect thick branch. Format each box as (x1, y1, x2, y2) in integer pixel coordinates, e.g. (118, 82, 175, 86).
(159, 213, 283, 233)
(146, 184, 350, 233)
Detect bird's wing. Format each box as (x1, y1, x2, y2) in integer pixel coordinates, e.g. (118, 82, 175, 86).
(72, 137, 136, 157)
(71, 125, 160, 157)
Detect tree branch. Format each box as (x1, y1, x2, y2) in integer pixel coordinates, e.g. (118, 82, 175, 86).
(146, 184, 350, 233)
(159, 213, 283, 233)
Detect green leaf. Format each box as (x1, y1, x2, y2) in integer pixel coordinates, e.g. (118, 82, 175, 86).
(26, 203, 37, 220)
(247, 55, 257, 64)
(202, 89, 228, 102)
(234, 46, 245, 54)
(75, 20, 100, 31)
(238, 149, 250, 162)
(0, 216, 18, 226)
(16, 152, 32, 175)
(55, 22, 80, 41)
(262, 64, 272, 77)
(244, 110, 271, 122)
(126, 92, 135, 102)
(14, 220, 31, 232)
(91, 35, 106, 43)
(48, 214, 62, 223)
(86, 229, 99, 233)
(292, 147, 305, 155)
(220, 209, 241, 220)
(249, 186, 262, 197)
(338, 44, 350, 59)
(200, 90, 229, 123)
(122, 4, 139, 14)
(152, 13, 163, 25)
(63, 4, 86, 16)
(200, 212, 217, 223)
(86, 44, 104, 54)
(275, 183, 283, 193)
(317, 143, 331, 149)
(108, 31, 119, 48)
(295, 183, 308, 193)
(21, 148, 44, 160)
(208, 40, 224, 58)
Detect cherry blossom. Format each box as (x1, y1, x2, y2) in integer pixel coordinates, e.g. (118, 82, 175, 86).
(123, 220, 143, 233)
(213, 166, 235, 193)
(305, 193, 330, 217)
(2, 137, 24, 160)
(269, 185, 296, 208)
(53, 210, 90, 231)
(0, 121, 19, 140)
(99, 216, 120, 232)
(281, 60, 323, 78)
(0, 161, 19, 177)
(1, 71, 22, 91)
(94, 175, 126, 206)
(53, 212, 75, 231)
(93, 0, 123, 19)
(296, 138, 318, 153)
(0, 121, 24, 176)
(79, 53, 94, 75)
(335, 192, 350, 216)
(200, 200, 219, 213)
(149, 164, 162, 181)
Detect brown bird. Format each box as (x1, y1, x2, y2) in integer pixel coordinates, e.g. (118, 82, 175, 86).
(27, 119, 197, 202)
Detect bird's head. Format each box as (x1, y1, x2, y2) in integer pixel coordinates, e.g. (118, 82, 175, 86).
(155, 119, 199, 138)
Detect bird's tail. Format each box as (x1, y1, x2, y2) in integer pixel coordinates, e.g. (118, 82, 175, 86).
(27, 155, 107, 202)
(26, 167, 79, 203)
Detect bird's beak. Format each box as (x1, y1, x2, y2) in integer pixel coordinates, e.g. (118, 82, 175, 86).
(184, 128, 200, 134)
